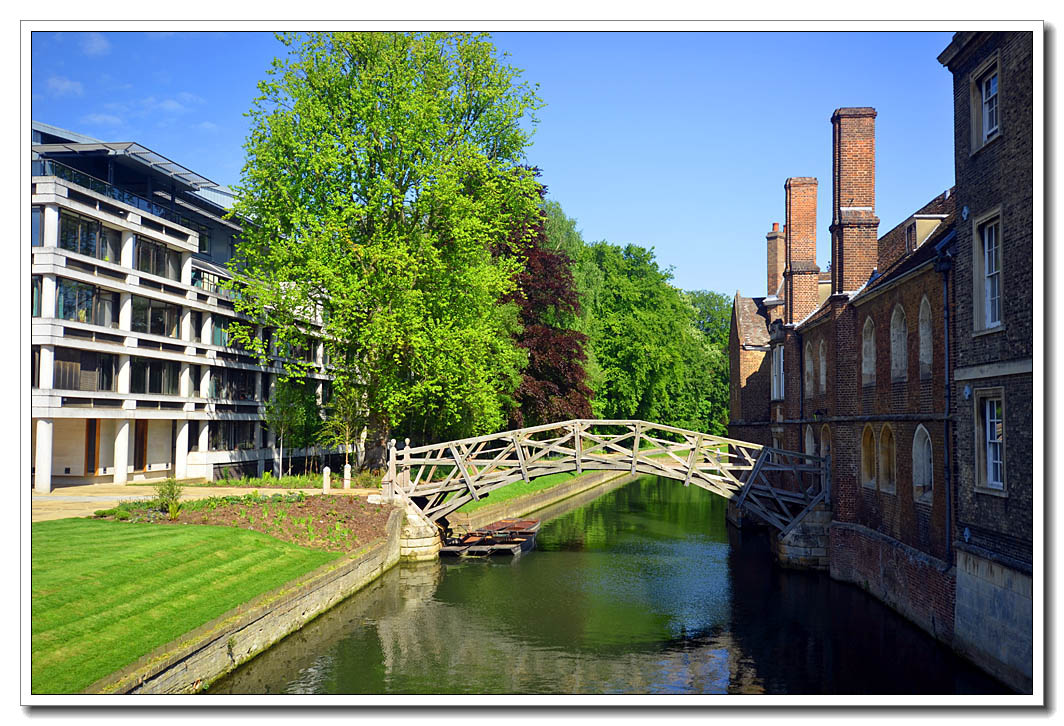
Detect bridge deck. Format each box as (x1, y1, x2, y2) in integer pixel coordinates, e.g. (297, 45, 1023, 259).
(382, 419, 829, 538)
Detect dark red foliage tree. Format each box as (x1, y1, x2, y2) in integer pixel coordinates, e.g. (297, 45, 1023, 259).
(502, 173, 593, 428)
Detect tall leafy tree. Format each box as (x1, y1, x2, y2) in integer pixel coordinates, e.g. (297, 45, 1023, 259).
(498, 179, 592, 428)
(228, 32, 543, 464)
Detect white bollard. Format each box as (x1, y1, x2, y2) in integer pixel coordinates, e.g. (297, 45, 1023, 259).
(322, 466, 331, 493)
(344, 463, 351, 489)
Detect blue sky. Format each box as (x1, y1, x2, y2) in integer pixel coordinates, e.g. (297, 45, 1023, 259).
(30, 30, 957, 297)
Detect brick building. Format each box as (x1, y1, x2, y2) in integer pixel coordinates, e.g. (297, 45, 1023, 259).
(728, 32, 1034, 694)
(939, 30, 1034, 694)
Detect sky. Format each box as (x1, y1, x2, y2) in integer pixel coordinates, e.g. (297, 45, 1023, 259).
(30, 29, 958, 297)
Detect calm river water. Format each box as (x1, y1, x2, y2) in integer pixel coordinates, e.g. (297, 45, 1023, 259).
(209, 475, 1012, 695)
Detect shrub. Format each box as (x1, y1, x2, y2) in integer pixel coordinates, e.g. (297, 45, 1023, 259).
(115, 510, 131, 521)
(93, 509, 116, 518)
(154, 478, 184, 513)
(167, 500, 182, 521)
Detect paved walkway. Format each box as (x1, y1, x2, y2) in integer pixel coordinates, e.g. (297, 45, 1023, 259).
(30, 483, 381, 523)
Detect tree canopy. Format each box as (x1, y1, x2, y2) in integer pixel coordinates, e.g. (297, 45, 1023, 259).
(229, 32, 544, 462)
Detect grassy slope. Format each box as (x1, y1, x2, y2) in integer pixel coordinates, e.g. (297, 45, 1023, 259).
(456, 470, 580, 513)
(31, 519, 342, 694)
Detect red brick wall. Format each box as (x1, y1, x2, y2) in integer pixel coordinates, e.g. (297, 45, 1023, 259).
(766, 223, 785, 297)
(831, 108, 881, 293)
(785, 178, 820, 323)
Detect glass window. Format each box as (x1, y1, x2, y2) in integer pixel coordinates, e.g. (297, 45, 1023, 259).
(58, 211, 80, 252)
(99, 226, 120, 263)
(98, 353, 116, 392)
(878, 426, 896, 494)
(982, 71, 998, 141)
(93, 291, 118, 328)
(131, 295, 180, 338)
(31, 276, 41, 317)
(890, 305, 907, 381)
(982, 220, 1001, 327)
(985, 398, 1004, 489)
(213, 318, 229, 347)
(190, 365, 201, 398)
(130, 357, 148, 394)
(134, 236, 180, 281)
(31, 206, 42, 246)
(56, 278, 99, 324)
(919, 297, 933, 379)
(861, 425, 876, 489)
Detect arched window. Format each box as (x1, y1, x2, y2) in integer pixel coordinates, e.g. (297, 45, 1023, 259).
(820, 424, 831, 490)
(890, 305, 908, 381)
(818, 339, 827, 393)
(913, 425, 933, 502)
(805, 425, 816, 456)
(919, 297, 933, 380)
(879, 425, 896, 494)
(861, 425, 876, 489)
(804, 341, 814, 398)
(862, 317, 876, 386)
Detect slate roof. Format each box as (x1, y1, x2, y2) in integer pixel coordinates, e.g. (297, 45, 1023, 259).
(856, 209, 957, 301)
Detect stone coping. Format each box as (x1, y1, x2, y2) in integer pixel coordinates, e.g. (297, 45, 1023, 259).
(446, 470, 630, 532)
(83, 506, 404, 695)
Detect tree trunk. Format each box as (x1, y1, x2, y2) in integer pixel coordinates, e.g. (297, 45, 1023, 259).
(364, 415, 390, 471)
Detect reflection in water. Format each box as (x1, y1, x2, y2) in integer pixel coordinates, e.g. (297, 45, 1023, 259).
(209, 477, 1011, 695)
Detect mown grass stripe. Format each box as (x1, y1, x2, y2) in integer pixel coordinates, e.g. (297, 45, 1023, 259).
(31, 519, 340, 694)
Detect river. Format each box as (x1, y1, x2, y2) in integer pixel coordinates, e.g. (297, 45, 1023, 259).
(208, 475, 1012, 695)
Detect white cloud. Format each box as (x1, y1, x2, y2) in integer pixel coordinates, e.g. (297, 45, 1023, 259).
(156, 98, 186, 113)
(197, 121, 219, 131)
(177, 91, 205, 105)
(46, 75, 83, 97)
(81, 113, 123, 126)
(80, 32, 111, 57)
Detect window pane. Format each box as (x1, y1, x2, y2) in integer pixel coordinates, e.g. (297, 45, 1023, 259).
(59, 212, 79, 252)
(150, 304, 166, 336)
(76, 284, 94, 324)
(131, 358, 148, 393)
(100, 227, 120, 263)
(32, 276, 41, 317)
(131, 296, 149, 333)
(31, 206, 42, 246)
(148, 361, 162, 393)
(98, 354, 115, 391)
(79, 218, 97, 258)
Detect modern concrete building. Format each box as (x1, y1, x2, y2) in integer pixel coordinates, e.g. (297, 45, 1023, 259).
(30, 121, 330, 492)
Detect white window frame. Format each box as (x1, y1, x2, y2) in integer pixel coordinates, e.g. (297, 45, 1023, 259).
(771, 344, 785, 401)
(982, 218, 1001, 328)
(981, 70, 999, 142)
(974, 388, 1006, 495)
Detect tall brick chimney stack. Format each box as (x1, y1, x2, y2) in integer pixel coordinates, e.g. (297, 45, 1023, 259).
(766, 222, 785, 297)
(830, 107, 880, 294)
(783, 177, 820, 324)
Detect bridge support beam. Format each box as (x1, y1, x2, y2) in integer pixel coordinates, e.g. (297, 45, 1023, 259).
(399, 506, 441, 561)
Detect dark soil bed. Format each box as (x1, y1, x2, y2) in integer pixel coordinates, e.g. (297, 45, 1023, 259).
(116, 495, 393, 553)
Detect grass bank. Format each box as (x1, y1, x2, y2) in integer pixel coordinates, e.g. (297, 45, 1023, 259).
(455, 471, 580, 513)
(31, 519, 342, 694)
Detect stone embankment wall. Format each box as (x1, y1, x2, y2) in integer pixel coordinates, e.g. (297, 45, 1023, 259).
(86, 507, 404, 695)
(770, 504, 830, 570)
(953, 546, 1033, 694)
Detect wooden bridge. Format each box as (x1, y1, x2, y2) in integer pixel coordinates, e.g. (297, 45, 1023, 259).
(382, 419, 829, 539)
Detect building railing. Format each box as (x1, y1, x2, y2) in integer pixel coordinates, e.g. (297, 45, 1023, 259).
(32, 158, 186, 226)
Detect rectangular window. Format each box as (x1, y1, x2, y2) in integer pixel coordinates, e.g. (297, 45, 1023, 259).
(97, 353, 116, 392)
(57, 210, 118, 260)
(982, 219, 1001, 327)
(130, 295, 181, 338)
(31, 206, 42, 246)
(31, 345, 40, 388)
(190, 364, 201, 398)
(770, 345, 785, 400)
(134, 236, 180, 282)
(905, 222, 916, 252)
(213, 317, 229, 347)
(984, 398, 1004, 489)
(31, 276, 41, 317)
(982, 71, 998, 142)
(53, 347, 81, 390)
(129, 356, 179, 395)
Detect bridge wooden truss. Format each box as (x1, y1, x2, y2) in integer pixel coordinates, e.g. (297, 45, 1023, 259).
(383, 419, 829, 538)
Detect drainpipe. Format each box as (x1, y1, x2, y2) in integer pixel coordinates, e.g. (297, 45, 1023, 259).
(934, 231, 955, 565)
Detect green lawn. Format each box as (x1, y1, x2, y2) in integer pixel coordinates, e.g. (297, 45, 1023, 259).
(31, 518, 342, 694)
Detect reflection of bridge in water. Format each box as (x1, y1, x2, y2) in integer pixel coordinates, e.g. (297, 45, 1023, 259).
(384, 419, 829, 537)
(210, 559, 767, 695)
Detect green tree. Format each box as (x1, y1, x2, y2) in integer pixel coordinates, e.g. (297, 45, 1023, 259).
(319, 384, 367, 470)
(228, 32, 543, 464)
(264, 378, 317, 476)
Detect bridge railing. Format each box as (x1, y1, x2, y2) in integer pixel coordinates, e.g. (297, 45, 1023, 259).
(382, 419, 828, 527)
